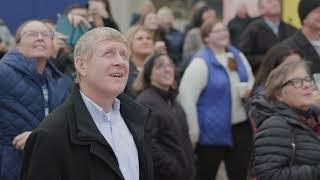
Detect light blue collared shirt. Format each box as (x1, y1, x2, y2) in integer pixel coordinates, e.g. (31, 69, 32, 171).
(80, 91, 139, 180)
(264, 18, 280, 36)
(311, 41, 320, 57)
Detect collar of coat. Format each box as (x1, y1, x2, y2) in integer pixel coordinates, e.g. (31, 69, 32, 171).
(65, 84, 150, 179)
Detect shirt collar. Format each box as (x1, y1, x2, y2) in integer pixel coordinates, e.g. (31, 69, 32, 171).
(79, 90, 120, 114)
(264, 18, 280, 27)
(311, 40, 320, 47)
(264, 18, 280, 35)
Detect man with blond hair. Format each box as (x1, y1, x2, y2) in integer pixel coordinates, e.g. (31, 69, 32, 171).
(21, 27, 154, 180)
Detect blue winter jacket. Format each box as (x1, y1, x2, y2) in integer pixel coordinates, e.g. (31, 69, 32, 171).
(0, 50, 72, 180)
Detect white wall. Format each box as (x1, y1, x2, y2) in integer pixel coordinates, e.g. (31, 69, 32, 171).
(223, 0, 259, 23)
(109, 0, 260, 32)
(109, 0, 145, 33)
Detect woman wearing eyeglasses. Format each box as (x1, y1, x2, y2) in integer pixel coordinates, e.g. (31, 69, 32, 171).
(251, 60, 320, 180)
(134, 53, 195, 180)
(249, 46, 304, 131)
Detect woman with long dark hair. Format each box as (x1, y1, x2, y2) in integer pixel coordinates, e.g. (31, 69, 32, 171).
(134, 53, 195, 180)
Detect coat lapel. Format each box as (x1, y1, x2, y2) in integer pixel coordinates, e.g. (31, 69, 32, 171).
(295, 32, 320, 62)
(89, 141, 125, 180)
(118, 93, 150, 180)
(67, 85, 124, 179)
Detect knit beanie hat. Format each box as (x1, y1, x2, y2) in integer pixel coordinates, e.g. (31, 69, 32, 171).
(299, 0, 320, 23)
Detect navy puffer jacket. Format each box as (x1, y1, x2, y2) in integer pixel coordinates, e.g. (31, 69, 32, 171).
(0, 50, 72, 180)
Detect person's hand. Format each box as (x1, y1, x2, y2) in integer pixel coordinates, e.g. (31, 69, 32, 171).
(154, 41, 167, 54)
(88, 0, 109, 18)
(67, 14, 91, 28)
(12, 131, 32, 150)
(52, 32, 68, 58)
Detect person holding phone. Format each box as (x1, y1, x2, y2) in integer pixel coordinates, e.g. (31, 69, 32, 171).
(87, 0, 119, 30)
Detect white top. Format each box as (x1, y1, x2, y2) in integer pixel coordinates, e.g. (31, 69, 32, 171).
(80, 91, 140, 180)
(177, 52, 254, 145)
(311, 41, 320, 57)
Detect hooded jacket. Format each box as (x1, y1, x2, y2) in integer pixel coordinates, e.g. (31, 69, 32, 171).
(251, 95, 320, 180)
(0, 50, 72, 180)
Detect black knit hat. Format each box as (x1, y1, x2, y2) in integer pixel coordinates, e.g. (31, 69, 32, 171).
(298, 0, 320, 23)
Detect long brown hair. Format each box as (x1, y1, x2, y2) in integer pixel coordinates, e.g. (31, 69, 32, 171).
(253, 46, 304, 94)
(132, 53, 177, 95)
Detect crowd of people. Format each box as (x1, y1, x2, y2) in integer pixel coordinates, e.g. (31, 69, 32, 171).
(1, 0, 320, 180)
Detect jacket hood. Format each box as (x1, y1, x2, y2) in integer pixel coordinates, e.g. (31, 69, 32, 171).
(2, 49, 64, 79)
(251, 95, 300, 128)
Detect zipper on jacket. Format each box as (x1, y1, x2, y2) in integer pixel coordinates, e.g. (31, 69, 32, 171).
(290, 129, 296, 167)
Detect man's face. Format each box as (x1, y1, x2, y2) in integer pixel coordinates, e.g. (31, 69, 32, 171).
(157, 10, 174, 28)
(132, 30, 154, 56)
(303, 7, 320, 31)
(16, 21, 54, 60)
(79, 40, 130, 97)
(260, 0, 281, 17)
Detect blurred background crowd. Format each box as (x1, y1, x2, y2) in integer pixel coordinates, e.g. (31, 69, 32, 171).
(2, 0, 320, 180)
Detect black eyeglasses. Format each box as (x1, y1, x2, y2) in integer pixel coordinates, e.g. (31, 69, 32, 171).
(281, 77, 313, 89)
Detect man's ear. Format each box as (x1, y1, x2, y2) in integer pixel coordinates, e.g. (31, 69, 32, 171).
(74, 56, 87, 76)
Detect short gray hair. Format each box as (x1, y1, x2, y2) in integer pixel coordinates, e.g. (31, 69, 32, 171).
(15, 20, 52, 44)
(74, 27, 128, 60)
(264, 60, 309, 102)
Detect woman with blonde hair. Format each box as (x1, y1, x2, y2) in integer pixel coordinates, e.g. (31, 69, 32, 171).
(124, 25, 154, 97)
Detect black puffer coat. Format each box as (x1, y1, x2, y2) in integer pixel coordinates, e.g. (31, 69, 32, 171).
(136, 86, 195, 180)
(251, 95, 320, 180)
